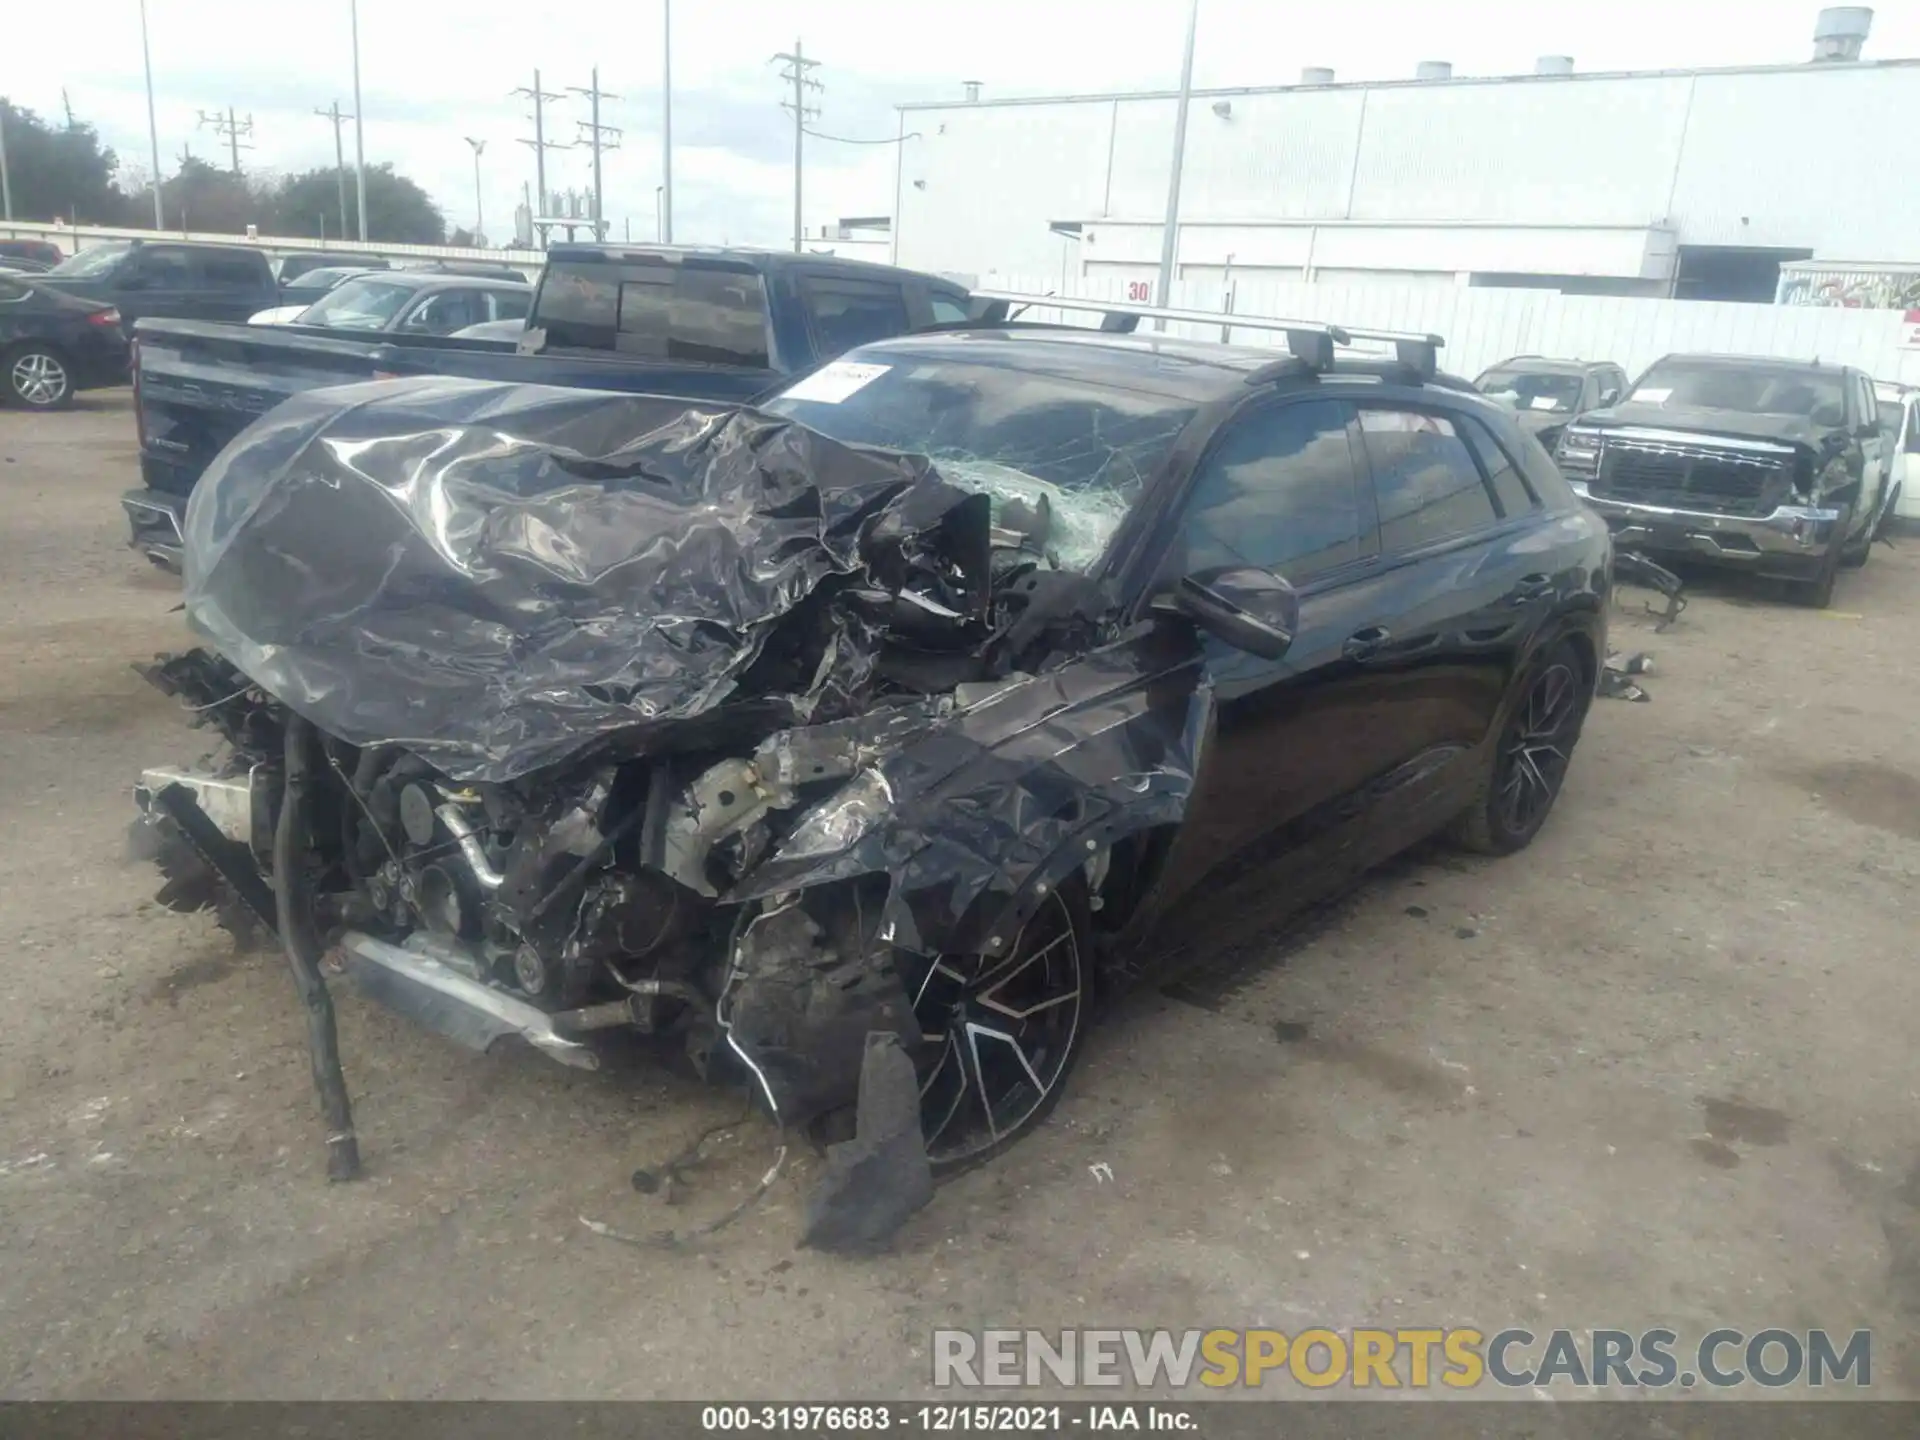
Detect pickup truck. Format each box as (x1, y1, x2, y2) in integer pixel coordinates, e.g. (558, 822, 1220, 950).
(1555, 352, 1894, 608)
(123, 245, 975, 568)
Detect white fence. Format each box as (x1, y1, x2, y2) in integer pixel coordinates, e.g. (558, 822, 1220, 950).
(0, 219, 548, 269)
(996, 273, 1920, 388)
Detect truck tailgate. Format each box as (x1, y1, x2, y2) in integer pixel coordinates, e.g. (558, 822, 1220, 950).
(369, 340, 779, 403)
(134, 320, 388, 498)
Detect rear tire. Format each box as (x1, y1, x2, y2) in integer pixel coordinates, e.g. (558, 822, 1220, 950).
(3, 343, 74, 410)
(1451, 639, 1589, 856)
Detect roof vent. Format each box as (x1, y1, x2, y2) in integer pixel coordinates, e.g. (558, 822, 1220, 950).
(1813, 6, 1871, 61)
(962, 80, 983, 102)
(1300, 66, 1335, 85)
(1415, 60, 1452, 81)
(1536, 55, 1575, 76)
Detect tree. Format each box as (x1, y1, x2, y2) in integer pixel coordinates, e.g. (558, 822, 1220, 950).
(266, 163, 445, 245)
(160, 156, 258, 234)
(0, 98, 124, 223)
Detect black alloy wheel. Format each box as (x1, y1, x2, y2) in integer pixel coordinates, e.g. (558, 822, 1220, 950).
(908, 883, 1090, 1174)
(1453, 639, 1587, 855)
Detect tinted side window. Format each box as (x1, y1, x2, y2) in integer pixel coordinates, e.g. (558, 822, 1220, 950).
(1359, 409, 1498, 552)
(617, 267, 770, 366)
(802, 277, 911, 355)
(491, 290, 530, 322)
(1460, 415, 1535, 517)
(930, 294, 970, 324)
(1181, 400, 1364, 584)
(199, 251, 266, 287)
(534, 266, 619, 347)
(134, 248, 194, 287)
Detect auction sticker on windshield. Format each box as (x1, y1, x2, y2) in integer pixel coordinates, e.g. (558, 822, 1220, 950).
(780, 362, 891, 404)
(1528, 396, 1560, 410)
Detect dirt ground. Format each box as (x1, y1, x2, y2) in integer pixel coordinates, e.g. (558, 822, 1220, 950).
(1, 392, 1916, 1401)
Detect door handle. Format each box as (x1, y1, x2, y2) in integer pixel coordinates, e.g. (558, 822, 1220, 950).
(1342, 625, 1392, 660)
(1508, 573, 1555, 604)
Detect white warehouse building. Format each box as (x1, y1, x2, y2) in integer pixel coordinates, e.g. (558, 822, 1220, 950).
(890, 7, 1913, 304)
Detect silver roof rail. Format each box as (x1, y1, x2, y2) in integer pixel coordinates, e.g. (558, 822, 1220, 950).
(969, 288, 1446, 379)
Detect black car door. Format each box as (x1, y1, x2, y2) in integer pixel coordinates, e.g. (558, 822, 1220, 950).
(195, 249, 271, 323)
(114, 245, 199, 325)
(1141, 395, 1434, 933)
(1345, 398, 1556, 833)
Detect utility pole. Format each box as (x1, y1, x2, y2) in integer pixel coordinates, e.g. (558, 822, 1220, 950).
(1153, 0, 1200, 326)
(139, 0, 165, 227)
(512, 70, 567, 232)
(661, 0, 673, 242)
(314, 101, 354, 239)
(197, 107, 255, 174)
(570, 70, 622, 241)
(350, 0, 368, 241)
(772, 40, 822, 253)
(464, 137, 486, 240)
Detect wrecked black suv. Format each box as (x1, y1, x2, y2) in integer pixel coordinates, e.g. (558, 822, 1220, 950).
(131, 316, 1609, 1240)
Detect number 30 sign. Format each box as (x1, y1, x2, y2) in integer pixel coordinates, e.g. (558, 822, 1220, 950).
(1126, 280, 1151, 302)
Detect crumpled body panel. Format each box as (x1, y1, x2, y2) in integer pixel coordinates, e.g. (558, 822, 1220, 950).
(181, 378, 953, 782)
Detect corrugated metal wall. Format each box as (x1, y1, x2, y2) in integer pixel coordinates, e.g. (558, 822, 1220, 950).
(994, 272, 1920, 386)
(896, 62, 1920, 280)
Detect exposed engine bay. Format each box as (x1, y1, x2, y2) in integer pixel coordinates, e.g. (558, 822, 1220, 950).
(132, 379, 1210, 1245)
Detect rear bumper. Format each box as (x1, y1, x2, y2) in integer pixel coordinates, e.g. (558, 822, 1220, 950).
(1572, 484, 1842, 578)
(122, 488, 185, 571)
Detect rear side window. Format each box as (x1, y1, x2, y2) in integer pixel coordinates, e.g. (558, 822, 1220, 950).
(1459, 416, 1536, 517)
(802, 277, 911, 354)
(198, 251, 266, 288)
(1359, 409, 1498, 552)
(1181, 399, 1364, 584)
(930, 294, 970, 324)
(491, 290, 530, 322)
(535, 262, 768, 366)
(133, 247, 195, 286)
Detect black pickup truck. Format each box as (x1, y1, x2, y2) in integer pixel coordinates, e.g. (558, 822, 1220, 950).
(1555, 353, 1896, 608)
(122, 246, 974, 567)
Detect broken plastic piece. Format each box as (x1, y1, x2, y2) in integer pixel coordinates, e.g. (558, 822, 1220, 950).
(801, 1032, 934, 1252)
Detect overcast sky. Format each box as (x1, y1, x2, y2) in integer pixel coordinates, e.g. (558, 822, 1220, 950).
(3, 0, 1913, 249)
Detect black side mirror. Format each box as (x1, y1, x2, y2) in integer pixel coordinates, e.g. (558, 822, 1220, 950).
(1598, 387, 1620, 406)
(1159, 566, 1300, 660)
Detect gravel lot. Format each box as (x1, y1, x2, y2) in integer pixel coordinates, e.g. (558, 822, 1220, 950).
(1, 392, 1916, 1400)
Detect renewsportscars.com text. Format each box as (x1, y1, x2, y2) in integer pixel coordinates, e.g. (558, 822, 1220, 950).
(932, 1327, 1872, 1391)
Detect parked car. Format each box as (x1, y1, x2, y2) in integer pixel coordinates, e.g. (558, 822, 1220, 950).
(1873, 379, 1917, 522)
(406, 259, 530, 283)
(247, 268, 495, 326)
(1474, 356, 1627, 451)
(1557, 354, 1891, 607)
(122, 247, 974, 566)
(0, 271, 131, 409)
(37, 240, 276, 333)
(0, 238, 65, 268)
(272, 252, 390, 288)
(281, 271, 531, 337)
(129, 314, 1606, 1236)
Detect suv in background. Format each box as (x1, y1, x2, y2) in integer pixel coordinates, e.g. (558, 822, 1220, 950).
(1557, 353, 1889, 607)
(1474, 356, 1627, 452)
(0, 238, 65, 269)
(37, 241, 277, 332)
(273, 252, 391, 289)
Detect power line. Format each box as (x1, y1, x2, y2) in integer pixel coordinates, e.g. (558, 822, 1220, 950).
(512, 69, 568, 235)
(313, 102, 354, 240)
(568, 70, 622, 241)
(196, 106, 255, 176)
(772, 40, 822, 253)
(802, 127, 920, 145)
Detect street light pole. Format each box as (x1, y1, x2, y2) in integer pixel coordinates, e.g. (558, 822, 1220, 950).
(1153, 0, 1200, 326)
(464, 137, 485, 240)
(349, 0, 368, 241)
(661, 0, 673, 242)
(139, 0, 165, 228)
(0, 104, 13, 222)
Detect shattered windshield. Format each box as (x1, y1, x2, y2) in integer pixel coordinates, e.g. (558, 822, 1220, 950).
(764, 355, 1196, 571)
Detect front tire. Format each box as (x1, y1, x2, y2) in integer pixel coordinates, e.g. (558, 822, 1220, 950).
(1791, 537, 1843, 608)
(1451, 639, 1589, 856)
(907, 880, 1094, 1176)
(3, 343, 74, 410)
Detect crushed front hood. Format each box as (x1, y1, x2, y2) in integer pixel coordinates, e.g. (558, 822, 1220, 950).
(182, 378, 994, 783)
(1579, 401, 1824, 450)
